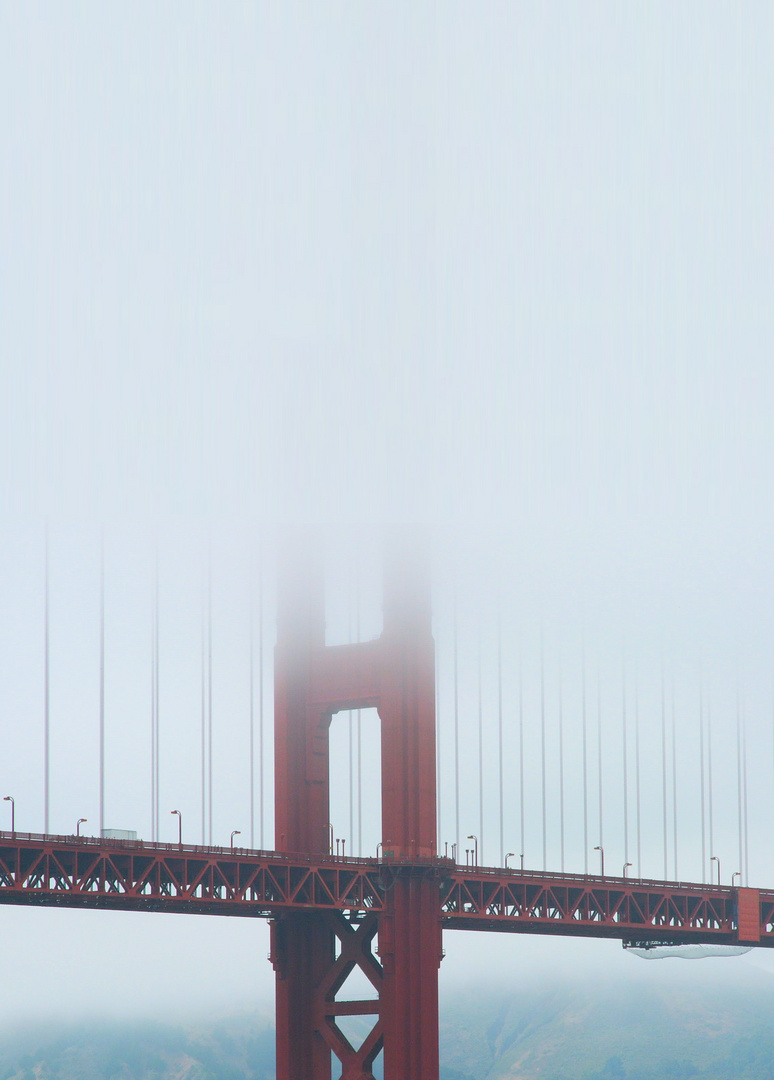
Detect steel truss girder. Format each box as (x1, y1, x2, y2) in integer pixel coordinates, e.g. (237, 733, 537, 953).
(1, 835, 771, 948)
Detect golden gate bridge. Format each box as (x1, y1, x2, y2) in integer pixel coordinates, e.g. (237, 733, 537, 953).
(1, 531, 772, 1080)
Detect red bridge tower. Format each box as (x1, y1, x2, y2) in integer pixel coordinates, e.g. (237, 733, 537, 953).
(271, 539, 440, 1079)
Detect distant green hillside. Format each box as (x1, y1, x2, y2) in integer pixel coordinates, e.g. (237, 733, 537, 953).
(440, 962, 774, 1080)
(3, 963, 774, 1080)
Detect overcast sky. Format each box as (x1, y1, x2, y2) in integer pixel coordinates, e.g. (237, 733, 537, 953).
(2, 1, 774, 1028)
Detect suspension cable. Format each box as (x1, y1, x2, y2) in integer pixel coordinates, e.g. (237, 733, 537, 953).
(208, 557, 213, 846)
(259, 555, 264, 850)
(634, 671, 641, 878)
(699, 681, 706, 882)
(478, 630, 483, 865)
(622, 657, 628, 869)
(540, 636, 546, 872)
(44, 526, 50, 835)
(671, 681, 678, 880)
(661, 665, 668, 880)
(582, 641, 588, 875)
(736, 687, 743, 885)
(519, 650, 524, 867)
(454, 592, 459, 860)
(559, 659, 565, 873)
(249, 582, 255, 849)
(200, 579, 206, 846)
(498, 609, 503, 867)
(707, 695, 713, 882)
(99, 533, 105, 838)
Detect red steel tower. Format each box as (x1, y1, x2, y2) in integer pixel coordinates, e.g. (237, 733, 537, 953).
(271, 537, 440, 1079)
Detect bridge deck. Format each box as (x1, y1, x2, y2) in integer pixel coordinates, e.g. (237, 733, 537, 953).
(1, 832, 771, 946)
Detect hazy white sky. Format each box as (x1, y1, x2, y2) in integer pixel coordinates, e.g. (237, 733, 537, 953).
(2, 2, 774, 1027)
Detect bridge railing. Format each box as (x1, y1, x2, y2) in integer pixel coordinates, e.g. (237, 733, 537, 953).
(0, 830, 750, 895)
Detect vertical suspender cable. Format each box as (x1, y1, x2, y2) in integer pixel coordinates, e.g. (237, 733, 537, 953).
(582, 642, 588, 875)
(662, 667, 668, 880)
(154, 547, 160, 843)
(435, 599, 441, 853)
(200, 582, 206, 845)
(699, 682, 706, 882)
(622, 659, 628, 869)
(99, 534, 105, 838)
(356, 581, 361, 856)
(348, 588, 354, 850)
(736, 688, 743, 885)
(44, 527, 50, 835)
(557, 656, 565, 876)
(150, 564, 156, 841)
(477, 631, 483, 865)
(519, 653, 524, 867)
(634, 674, 641, 878)
(671, 682, 678, 880)
(454, 594, 459, 860)
(707, 697, 714, 881)
(208, 557, 213, 846)
(540, 637, 546, 872)
(497, 611, 504, 867)
(249, 584, 255, 849)
(258, 561, 264, 850)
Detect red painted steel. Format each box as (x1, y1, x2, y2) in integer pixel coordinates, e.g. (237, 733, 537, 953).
(272, 536, 439, 1079)
(3, 833, 773, 949)
(7, 541, 774, 1077)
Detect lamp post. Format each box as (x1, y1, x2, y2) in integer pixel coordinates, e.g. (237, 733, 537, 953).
(594, 845, 605, 876)
(376, 842, 383, 858)
(505, 852, 515, 868)
(520, 853, 524, 870)
(732, 871, 741, 887)
(710, 855, 721, 885)
(467, 834, 478, 866)
(325, 823, 334, 855)
(230, 830, 241, 851)
(3, 796, 14, 836)
(76, 818, 87, 837)
(623, 862, 632, 879)
(171, 809, 182, 846)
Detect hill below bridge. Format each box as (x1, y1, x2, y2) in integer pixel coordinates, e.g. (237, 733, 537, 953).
(2, 961, 774, 1079)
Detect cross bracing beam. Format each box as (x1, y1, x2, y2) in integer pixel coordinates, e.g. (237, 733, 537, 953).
(0, 833, 769, 948)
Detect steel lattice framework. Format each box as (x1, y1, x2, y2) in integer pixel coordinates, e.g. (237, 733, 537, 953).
(2, 538, 773, 1079)
(0, 833, 769, 947)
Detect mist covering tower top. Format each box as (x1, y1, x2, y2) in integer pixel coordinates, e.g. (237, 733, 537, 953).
(274, 530, 436, 859)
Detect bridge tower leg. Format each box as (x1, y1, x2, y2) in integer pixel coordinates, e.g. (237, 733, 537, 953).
(272, 537, 440, 1080)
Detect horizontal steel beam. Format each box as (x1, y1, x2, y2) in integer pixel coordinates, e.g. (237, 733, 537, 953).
(1, 833, 772, 947)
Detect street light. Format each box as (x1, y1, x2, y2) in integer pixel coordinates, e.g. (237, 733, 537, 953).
(171, 809, 182, 846)
(230, 830, 241, 851)
(732, 871, 742, 887)
(3, 796, 14, 836)
(505, 852, 516, 868)
(623, 862, 632, 879)
(710, 855, 721, 885)
(594, 846, 605, 876)
(520, 853, 524, 870)
(76, 818, 87, 837)
(325, 823, 334, 855)
(467, 835, 478, 866)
